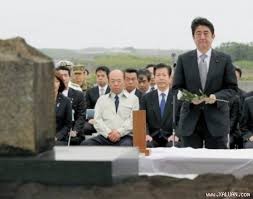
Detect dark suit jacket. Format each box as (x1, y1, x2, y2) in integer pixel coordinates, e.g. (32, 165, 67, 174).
(86, 86, 110, 109)
(240, 96, 253, 141)
(140, 90, 180, 139)
(172, 49, 238, 136)
(135, 89, 143, 105)
(55, 93, 72, 141)
(67, 88, 86, 134)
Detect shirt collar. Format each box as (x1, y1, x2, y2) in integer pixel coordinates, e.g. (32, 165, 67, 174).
(125, 88, 136, 95)
(98, 85, 108, 91)
(157, 87, 170, 97)
(109, 90, 129, 98)
(197, 48, 212, 59)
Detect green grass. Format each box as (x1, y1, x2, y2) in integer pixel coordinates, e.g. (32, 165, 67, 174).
(234, 60, 253, 80)
(94, 53, 172, 69)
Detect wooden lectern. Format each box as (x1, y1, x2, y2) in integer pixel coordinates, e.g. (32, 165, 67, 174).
(133, 110, 150, 156)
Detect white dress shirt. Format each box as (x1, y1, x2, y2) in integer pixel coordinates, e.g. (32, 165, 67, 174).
(157, 88, 170, 105)
(197, 48, 212, 71)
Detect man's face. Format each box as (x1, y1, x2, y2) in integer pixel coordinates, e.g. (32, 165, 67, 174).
(124, 72, 138, 92)
(73, 70, 85, 86)
(57, 69, 70, 88)
(138, 76, 150, 93)
(155, 68, 170, 91)
(193, 25, 214, 53)
(235, 71, 241, 81)
(109, 71, 124, 94)
(96, 70, 108, 87)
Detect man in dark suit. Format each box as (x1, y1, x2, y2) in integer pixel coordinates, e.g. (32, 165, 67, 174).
(137, 69, 152, 94)
(172, 17, 238, 149)
(56, 65, 86, 145)
(141, 63, 181, 147)
(86, 66, 110, 109)
(240, 96, 253, 148)
(84, 66, 110, 135)
(124, 68, 143, 103)
(229, 66, 245, 148)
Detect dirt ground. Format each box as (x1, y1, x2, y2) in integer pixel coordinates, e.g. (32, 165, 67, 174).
(1, 174, 253, 199)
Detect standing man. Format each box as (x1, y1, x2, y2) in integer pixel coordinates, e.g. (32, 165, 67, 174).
(172, 17, 237, 149)
(81, 70, 139, 146)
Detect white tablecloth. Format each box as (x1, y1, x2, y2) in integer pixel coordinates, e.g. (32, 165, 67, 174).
(139, 147, 253, 179)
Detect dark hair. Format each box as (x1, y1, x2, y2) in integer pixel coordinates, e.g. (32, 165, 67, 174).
(55, 71, 66, 93)
(124, 68, 138, 78)
(95, 66, 110, 77)
(56, 65, 71, 76)
(191, 17, 214, 36)
(235, 67, 242, 77)
(137, 69, 151, 81)
(154, 63, 172, 76)
(145, 64, 156, 69)
(84, 68, 89, 75)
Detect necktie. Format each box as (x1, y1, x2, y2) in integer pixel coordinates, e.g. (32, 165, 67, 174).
(99, 88, 104, 96)
(160, 93, 166, 117)
(198, 54, 208, 90)
(115, 95, 119, 113)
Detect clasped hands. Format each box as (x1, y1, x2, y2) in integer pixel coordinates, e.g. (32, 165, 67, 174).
(192, 94, 216, 105)
(108, 129, 121, 142)
(146, 134, 179, 142)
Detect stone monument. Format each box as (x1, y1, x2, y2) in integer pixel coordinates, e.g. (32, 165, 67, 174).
(0, 37, 55, 155)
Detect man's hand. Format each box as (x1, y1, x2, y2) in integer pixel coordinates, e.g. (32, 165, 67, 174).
(205, 94, 216, 104)
(168, 135, 179, 142)
(146, 135, 153, 142)
(249, 136, 253, 142)
(69, 130, 78, 137)
(88, 119, 95, 125)
(192, 98, 205, 105)
(108, 130, 121, 142)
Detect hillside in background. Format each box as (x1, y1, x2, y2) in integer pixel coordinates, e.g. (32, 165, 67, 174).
(40, 43, 253, 80)
(40, 47, 184, 71)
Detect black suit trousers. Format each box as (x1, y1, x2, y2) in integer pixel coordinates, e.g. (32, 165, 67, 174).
(182, 112, 227, 149)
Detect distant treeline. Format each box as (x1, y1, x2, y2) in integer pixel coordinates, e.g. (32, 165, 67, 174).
(216, 42, 253, 61)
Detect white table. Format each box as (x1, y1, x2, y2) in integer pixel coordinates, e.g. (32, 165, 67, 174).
(139, 147, 253, 179)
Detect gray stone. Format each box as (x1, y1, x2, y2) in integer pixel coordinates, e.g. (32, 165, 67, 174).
(0, 146, 139, 185)
(0, 37, 55, 155)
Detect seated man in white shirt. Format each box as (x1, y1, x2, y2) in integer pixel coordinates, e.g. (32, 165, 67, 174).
(81, 69, 139, 146)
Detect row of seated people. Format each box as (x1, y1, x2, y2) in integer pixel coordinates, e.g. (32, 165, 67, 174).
(54, 61, 253, 149)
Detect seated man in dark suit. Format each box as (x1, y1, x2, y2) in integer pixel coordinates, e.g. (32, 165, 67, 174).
(124, 68, 143, 103)
(56, 65, 86, 145)
(141, 63, 181, 147)
(83, 66, 111, 135)
(240, 96, 253, 148)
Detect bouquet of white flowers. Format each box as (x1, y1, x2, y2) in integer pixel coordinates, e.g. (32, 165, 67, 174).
(177, 89, 206, 102)
(177, 89, 229, 103)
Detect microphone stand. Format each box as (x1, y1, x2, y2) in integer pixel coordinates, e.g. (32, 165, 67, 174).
(172, 94, 176, 147)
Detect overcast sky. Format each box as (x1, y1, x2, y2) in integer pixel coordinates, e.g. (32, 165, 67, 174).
(1, 0, 252, 50)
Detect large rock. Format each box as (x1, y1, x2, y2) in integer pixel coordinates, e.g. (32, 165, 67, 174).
(0, 37, 55, 155)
